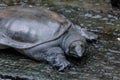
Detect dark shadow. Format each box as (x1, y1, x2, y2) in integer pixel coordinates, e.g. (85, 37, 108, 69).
(111, 0, 120, 9)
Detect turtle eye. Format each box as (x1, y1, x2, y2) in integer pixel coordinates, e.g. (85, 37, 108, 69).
(80, 42, 85, 48)
(70, 45, 75, 51)
(70, 42, 77, 50)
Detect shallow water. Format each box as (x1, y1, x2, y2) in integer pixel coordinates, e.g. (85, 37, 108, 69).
(0, 0, 120, 80)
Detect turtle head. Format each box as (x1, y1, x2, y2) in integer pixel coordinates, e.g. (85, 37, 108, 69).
(69, 40, 86, 58)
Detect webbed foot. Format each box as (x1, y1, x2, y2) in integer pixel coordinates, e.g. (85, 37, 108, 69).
(74, 25, 98, 40)
(52, 54, 70, 71)
(45, 47, 70, 71)
(80, 28, 98, 40)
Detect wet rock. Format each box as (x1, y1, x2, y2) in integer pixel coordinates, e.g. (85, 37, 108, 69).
(92, 15, 102, 19)
(0, 2, 7, 7)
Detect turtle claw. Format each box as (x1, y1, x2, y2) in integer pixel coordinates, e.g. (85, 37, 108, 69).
(58, 61, 71, 71)
(46, 47, 71, 71)
(53, 56, 71, 71)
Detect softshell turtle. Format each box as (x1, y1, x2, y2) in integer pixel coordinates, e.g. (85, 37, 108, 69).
(0, 6, 98, 70)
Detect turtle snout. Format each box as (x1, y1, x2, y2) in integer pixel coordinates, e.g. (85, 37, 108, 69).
(69, 41, 86, 58)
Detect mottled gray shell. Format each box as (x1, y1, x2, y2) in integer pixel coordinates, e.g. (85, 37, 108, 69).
(0, 7, 71, 49)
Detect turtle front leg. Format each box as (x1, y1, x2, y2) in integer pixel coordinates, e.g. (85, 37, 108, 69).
(74, 25, 98, 40)
(45, 47, 70, 71)
(22, 47, 70, 71)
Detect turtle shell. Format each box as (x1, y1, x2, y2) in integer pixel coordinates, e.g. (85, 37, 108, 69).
(0, 6, 71, 49)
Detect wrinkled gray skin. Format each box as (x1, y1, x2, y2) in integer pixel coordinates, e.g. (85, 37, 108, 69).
(0, 7, 98, 71)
